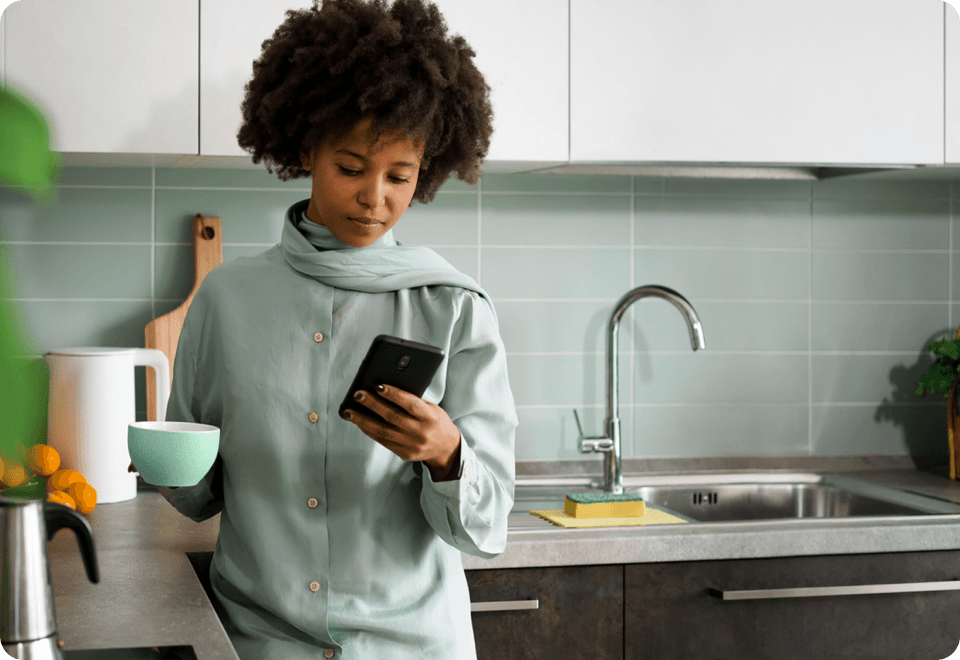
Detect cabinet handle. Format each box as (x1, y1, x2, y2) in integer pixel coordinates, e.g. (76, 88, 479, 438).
(709, 580, 960, 601)
(470, 599, 540, 612)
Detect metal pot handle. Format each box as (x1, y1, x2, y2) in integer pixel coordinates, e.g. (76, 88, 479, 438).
(45, 502, 99, 583)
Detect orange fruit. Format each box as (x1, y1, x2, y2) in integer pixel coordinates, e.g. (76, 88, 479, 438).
(1, 464, 27, 488)
(47, 490, 76, 510)
(67, 482, 97, 515)
(25, 444, 60, 477)
(47, 468, 86, 493)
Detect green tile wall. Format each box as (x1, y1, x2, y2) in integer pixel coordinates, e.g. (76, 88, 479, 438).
(1, 168, 955, 462)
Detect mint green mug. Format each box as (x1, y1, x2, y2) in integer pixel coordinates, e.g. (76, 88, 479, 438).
(128, 421, 220, 487)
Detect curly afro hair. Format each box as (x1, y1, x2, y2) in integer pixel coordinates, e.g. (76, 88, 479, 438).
(236, 0, 494, 205)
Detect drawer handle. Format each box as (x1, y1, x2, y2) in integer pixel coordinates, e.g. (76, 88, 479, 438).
(709, 580, 960, 601)
(471, 599, 540, 612)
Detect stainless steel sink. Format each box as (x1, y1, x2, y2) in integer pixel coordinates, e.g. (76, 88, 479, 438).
(63, 648, 196, 659)
(628, 482, 928, 522)
(511, 472, 960, 525)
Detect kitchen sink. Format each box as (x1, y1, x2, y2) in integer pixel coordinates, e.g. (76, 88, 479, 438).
(63, 647, 196, 659)
(627, 483, 928, 522)
(511, 472, 960, 524)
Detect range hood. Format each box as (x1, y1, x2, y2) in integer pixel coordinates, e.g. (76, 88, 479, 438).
(528, 162, 920, 180)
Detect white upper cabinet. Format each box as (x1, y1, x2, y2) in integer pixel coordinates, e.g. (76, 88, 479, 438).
(947, 1, 960, 164)
(199, 0, 300, 160)
(200, 0, 567, 166)
(2, 0, 198, 156)
(571, 0, 945, 165)
(431, 0, 567, 165)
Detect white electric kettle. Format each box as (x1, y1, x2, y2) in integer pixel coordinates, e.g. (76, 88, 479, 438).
(45, 348, 169, 503)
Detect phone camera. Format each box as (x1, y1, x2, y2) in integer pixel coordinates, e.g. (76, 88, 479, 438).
(397, 355, 411, 370)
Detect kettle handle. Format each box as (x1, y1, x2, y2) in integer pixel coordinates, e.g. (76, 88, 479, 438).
(133, 348, 170, 423)
(45, 502, 100, 584)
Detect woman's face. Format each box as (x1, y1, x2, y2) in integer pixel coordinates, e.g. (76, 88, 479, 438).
(299, 117, 424, 248)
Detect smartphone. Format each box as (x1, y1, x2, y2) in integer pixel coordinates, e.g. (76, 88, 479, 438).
(338, 335, 445, 423)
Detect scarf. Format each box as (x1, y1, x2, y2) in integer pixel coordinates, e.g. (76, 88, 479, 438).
(280, 199, 488, 300)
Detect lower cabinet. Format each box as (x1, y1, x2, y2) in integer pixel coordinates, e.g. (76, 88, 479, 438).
(189, 550, 960, 658)
(466, 565, 623, 660)
(624, 551, 960, 660)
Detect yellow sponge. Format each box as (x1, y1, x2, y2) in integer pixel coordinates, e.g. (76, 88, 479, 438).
(564, 492, 645, 519)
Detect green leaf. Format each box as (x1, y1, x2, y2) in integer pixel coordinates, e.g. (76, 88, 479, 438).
(0, 83, 62, 202)
(0, 247, 48, 467)
(929, 338, 960, 360)
(0, 83, 60, 468)
(916, 358, 960, 397)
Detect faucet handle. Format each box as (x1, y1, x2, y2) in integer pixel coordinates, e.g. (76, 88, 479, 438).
(573, 409, 613, 453)
(572, 408, 586, 438)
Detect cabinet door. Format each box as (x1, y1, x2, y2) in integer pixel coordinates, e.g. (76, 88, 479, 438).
(199, 0, 296, 159)
(200, 0, 567, 166)
(3, 0, 198, 155)
(571, 0, 944, 166)
(947, 2, 960, 164)
(431, 0, 567, 165)
(467, 565, 623, 660)
(625, 551, 960, 659)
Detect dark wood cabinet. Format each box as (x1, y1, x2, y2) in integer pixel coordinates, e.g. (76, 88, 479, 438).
(188, 550, 960, 659)
(624, 551, 960, 660)
(187, 552, 624, 659)
(465, 565, 623, 660)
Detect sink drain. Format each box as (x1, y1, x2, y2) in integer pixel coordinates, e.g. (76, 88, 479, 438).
(692, 492, 718, 505)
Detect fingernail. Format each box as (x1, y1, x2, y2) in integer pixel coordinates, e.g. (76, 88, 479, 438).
(341, 411, 353, 420)
(376, 384, 385, 393)
(354, 392, 364, 402)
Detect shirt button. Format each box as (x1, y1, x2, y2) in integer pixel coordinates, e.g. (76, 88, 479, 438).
(314, 332, 324, 343)
(307, 497, 318, 509)
(309, 412, 319, 423)
(324, 650, 335, 659)
(309, 581, 320, 592)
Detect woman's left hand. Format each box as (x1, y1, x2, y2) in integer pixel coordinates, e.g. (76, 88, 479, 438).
(342, 384, 462, 481)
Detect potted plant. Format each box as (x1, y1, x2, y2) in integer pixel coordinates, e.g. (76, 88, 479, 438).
(0, 83, 61, 492)
(916, 331, 960, 479)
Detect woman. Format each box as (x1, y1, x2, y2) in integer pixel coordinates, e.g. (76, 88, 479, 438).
(152, 1, 517, 657)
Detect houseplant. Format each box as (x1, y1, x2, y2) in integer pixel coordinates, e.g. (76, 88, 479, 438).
(916, 331, 960, 479)
(0, 82, 61, 492)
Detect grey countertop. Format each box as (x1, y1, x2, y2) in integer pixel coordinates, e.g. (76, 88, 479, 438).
(48, 458, 960, 658)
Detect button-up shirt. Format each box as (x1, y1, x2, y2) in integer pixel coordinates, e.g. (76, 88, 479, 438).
(161, 199, 517, 660)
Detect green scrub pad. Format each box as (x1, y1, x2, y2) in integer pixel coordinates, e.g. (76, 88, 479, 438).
(564, 492, 645, 518)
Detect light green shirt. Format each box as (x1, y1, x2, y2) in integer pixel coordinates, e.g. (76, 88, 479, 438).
(162, 198, 518, 660)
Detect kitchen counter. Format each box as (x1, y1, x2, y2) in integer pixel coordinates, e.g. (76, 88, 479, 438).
(49, 487, 239, 660)
(48, 461, 960, 658)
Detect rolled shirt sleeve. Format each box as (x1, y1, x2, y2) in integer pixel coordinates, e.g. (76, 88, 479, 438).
(419, 292, 518, 559)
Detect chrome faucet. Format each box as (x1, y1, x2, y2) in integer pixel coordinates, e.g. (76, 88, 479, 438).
(575, 285, 706, 494)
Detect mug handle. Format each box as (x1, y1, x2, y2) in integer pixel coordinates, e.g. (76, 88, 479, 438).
(133, 349, 170, 423)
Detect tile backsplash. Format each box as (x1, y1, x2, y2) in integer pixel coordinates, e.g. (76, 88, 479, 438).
(1, 168, 956, 464)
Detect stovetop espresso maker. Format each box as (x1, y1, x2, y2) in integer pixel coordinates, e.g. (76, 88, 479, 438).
(0, 495, 99, 659)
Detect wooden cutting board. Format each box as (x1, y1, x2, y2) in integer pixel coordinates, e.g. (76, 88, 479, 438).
(145, 214, 223, 421)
